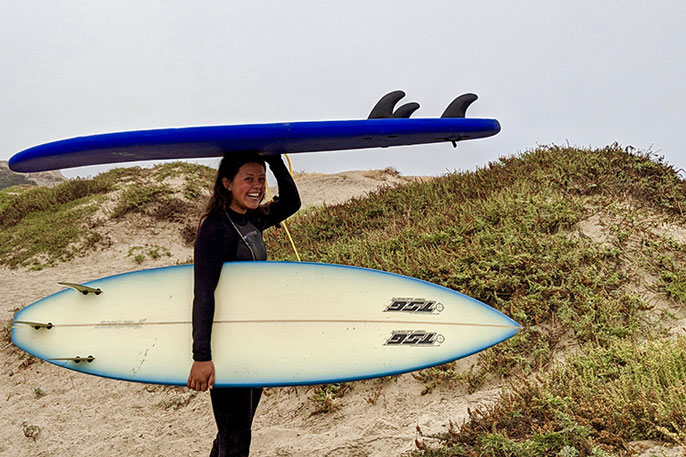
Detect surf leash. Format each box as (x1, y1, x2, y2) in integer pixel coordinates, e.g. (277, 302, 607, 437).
(266, 154, 301, 262)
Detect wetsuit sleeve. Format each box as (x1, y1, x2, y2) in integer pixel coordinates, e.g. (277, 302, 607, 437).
(262, 155, 302, 228)
(192, 216, 227, 361)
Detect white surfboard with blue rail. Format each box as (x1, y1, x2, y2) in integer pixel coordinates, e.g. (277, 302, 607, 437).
(11, 261, 519, 387)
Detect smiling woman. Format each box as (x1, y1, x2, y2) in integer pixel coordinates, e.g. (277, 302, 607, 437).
(223, 162, 267, 213)
(188, 152, 301, 457)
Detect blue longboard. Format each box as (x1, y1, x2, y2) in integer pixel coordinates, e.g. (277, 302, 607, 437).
(9, 91, 500, 172)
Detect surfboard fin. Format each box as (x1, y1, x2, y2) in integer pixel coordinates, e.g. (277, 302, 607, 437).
(13, 321, 54, 330)
(48, 355, 95, 363)
(441, 93, 478, 118)
(59, 282, 102, 295)
(372, 91, 477, 119)
(392, 102, 421, 118)
(368, 90, 406, 119)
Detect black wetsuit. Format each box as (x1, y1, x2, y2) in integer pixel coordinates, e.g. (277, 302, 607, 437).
(192, 156, 300, 457)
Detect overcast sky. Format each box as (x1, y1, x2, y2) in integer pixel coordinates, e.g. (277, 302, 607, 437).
(1, 1, 684, 178)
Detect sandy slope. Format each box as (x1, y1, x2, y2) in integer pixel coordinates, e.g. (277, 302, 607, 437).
(3, 169, 684, 457)
(1, 169, 493, 457)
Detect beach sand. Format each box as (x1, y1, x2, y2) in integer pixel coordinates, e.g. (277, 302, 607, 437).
(1, 169, 494, 457)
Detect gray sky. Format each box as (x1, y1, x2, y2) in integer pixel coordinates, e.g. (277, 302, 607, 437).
(2, 1, 685, 178)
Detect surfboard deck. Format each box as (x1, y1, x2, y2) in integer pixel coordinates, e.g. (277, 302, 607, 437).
(8, 118, 501, 172)
(11, 261, 519, 387)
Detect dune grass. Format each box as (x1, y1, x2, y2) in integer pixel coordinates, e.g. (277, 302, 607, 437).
(413, 336, 686, 456)
(0, 162, 213, 268)
(267, 145, 685, 369)
(3, 144, 685, 453)
(263, 144, 686, 454)
(0, 179, 113, 268)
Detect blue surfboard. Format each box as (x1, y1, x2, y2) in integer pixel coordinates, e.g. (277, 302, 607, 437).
(9, 91, 500, 172)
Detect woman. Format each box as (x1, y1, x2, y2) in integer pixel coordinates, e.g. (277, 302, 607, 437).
(187, 152, 301, 457)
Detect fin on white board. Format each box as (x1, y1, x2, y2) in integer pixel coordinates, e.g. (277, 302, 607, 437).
(48, 356, 95, 363)
(58, 282, 102, 295)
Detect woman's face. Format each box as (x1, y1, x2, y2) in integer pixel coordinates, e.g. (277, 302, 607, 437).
(223, 162, 266, 213)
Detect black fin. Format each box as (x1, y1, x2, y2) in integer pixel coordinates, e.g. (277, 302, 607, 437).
(49, 356, 95, 363)
(59, 282, 103, 295)
(392, 102, 420, 118)
(441, 93, 478, 118)
(13, 320, 53, 330)
(368, 91, 406, 119)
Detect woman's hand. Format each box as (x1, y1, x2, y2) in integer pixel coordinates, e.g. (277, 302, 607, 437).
(187, 360, 215, 391)
(263, 154, 286, 169)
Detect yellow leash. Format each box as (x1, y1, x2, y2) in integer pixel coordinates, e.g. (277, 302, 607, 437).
(266, 154, 301, 261)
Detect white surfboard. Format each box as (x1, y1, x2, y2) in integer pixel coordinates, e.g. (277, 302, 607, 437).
(11, 261, 520, 387)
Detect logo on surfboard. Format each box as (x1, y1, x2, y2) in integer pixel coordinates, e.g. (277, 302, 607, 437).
(384, 331, 445, 346)
(384, 298, 444, 314)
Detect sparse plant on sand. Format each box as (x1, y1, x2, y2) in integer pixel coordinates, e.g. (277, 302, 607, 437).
(308, 383, 351, 415)
(33, 386, 47, 399)
(127, 244, 172, 264)
(22, 422, 40, 440)
(155, 390, 197, 410)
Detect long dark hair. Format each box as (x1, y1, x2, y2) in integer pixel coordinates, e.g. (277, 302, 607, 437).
(200, 152, 266, 226)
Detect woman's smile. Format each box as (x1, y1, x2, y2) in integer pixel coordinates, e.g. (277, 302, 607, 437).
(224, 162, 267, 213)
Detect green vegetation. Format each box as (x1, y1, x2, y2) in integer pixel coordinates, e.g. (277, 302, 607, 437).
(262, 144, 686, 454)
(127, 244, 172, 263)
(22, 422, 40, 440)
(308, 383, 352, 415)
(0, 185, 30, 213)
(33, 386, 47, 399)
(0, 179, 113, 268)
(414, 337, 686, 456)
(105, 163, 211, 242)
(413, 363, 487, 395)
(152, 161, 216, 200)
(0, 162, 211, 268)
(111, 184, 172, 218)
(0, 178, 113, 228)
(267, 145, 686, 373)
